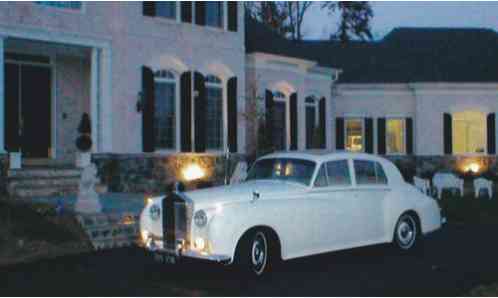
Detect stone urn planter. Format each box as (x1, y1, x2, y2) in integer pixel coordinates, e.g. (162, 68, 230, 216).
(75, 113, 93, 169)
(9, 152, 21, 169)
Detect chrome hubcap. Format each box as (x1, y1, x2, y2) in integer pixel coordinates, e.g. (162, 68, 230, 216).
(397, 215, 417, 249)
(251, 232, 267, 275)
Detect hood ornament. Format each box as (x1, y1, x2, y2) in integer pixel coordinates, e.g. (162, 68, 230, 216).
(251, 191, 260, 203)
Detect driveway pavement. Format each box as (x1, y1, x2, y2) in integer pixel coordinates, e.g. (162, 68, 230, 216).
(2, 224, 498, 296)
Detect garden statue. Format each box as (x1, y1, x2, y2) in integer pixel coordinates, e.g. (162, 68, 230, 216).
(75, 163, 102, 213)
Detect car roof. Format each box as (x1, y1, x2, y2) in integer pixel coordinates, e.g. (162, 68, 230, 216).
(259, 150, 387, 164)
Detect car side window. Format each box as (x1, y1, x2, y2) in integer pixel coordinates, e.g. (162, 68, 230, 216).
(326, 160, 351, 186)
(354, 160, 388, 185)
(314, 165, 328, 187)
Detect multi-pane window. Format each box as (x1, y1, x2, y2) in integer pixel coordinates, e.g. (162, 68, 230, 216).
(205, 1, 224, 28)
(205, 75, 223, 150)
(154, 70, 176, 150)
(156, 2, 176, 19)
(345, 119, 364, 152)
(36, 1, 82, 10)
(305, 96, 319, 149)
(354, 160, 388, 185)
(386, 119, 405, 154)
(273, 91, 287, 151)
(453, 111, 486, 154)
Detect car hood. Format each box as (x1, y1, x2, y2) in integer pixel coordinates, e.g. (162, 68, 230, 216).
(184, 180, 308, 206)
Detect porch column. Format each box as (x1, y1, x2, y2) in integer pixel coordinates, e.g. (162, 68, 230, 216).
(90, 47, 99, 152)
(100, 47, 112, 152)
(0, 36, 5, 153)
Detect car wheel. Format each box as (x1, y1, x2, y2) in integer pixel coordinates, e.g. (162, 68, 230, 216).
(393, 213, 419, 251)
(235, 230, 273, 278)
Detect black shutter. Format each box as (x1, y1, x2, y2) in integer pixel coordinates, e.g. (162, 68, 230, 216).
(227, 1, 238, 32)
(365, 118, 374, 153)
(488, 113, 496, 154)
(195, 2, 206, 26)
(289, 93, 298, 150)
(142, 2, 156, 16)
(181, 2, 192, 23)
(377, 118, 386, 155)
(443, 113, 452, 155)
(265, 90, 274, 144)
(180, 72, 192, 152)
(406, 118, 413, 155)
(194, 72, 206, 152)
(142, 66, 155, 152)
(336, 118, 345, 150)
(318, 97, 326, 149)
(227, 77, 237, 153)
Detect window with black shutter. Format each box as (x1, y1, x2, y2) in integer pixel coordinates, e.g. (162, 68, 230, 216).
(406, 118, 413, 155)
(364, 118, 373, 153)
(488, 113, 496, 154)
(265, 90, 274, 149)
(195, 1, 206, 26)
(227, 1, 237, 32)
(443, 113, 452, 155)
(194, 72, 206, 152)
(319, 97, 326, 149)
(377, 118, 386, 155)
(180, 72, 192, 152)
(227, 77, 237, 153)
(336, 118, 345, 150)
(289, 93, 298, 150)
(181, 2, 192, 23)
(142, 66, 155, 152)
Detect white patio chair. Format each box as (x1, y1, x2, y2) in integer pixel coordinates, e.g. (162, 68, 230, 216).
(432, 172, 464, 200)
(230, 161, 248, 185)
(473, 177, 493, 199)
(413, 176, 431, 195)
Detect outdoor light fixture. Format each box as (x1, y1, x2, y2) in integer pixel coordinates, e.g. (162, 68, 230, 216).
(182, 163, 205, 181)
(467, 162, 480, 174)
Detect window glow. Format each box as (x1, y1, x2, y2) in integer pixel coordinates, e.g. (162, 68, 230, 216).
(182, 164, 205, 181)
(345, 119, 363, 152)
(453, 111, 486, 154)
(386, 119, 405, 154)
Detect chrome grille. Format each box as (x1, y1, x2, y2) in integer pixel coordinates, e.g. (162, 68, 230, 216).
(162, 193, 192, 250)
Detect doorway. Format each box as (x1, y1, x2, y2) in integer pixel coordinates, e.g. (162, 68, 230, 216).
(5, 58, 52, 159)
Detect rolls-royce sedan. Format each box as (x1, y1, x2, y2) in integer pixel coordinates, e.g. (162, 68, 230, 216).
(140, 152, 442, 277)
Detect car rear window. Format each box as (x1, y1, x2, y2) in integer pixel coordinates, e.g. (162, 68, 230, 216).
(353, 160, 388, 185)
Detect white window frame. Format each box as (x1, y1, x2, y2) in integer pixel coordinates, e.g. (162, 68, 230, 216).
(204, 74, 226, 153)
(452, 111, 487, 156)
(344, 118, 365, 153)
(385, 117, 406, 155)
(153, 70, 180, 153)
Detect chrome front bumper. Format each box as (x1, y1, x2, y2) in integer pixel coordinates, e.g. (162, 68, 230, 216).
(144, 238, 231, 264)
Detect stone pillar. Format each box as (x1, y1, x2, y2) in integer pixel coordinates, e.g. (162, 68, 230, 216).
(0, 36, 5, 153)
(90, 47, 99, 152)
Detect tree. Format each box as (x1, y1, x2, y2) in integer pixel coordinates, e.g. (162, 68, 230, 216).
(246, 1, 373, 42)
(322, 1, 373, 42)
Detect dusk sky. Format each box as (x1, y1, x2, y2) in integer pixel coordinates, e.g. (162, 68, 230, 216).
(302, 1, 498, 40)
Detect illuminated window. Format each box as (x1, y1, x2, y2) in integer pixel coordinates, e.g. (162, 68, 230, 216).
(453, 111, 486, 154)
(205, 75, 223, 150)
(154, 70, 177, 149)
(345, 119, 363, 152)
(386, 119, 405, 154)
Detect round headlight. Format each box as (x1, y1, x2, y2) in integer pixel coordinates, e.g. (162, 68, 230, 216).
(194, 210, 208, 228)
(149, 204, 161, 221)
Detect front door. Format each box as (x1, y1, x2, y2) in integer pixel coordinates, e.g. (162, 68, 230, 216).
(5, 62, 52, 158)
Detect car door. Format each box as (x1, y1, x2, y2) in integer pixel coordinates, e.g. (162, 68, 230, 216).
(307, 159, 358, 253)
(350, 159, 390, 244)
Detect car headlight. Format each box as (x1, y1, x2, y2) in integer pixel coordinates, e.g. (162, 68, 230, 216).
(149, 204, 161, 221)
(194, 210, 208, 228)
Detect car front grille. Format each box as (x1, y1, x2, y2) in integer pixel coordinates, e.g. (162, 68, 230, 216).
(161, 193, 192, 250)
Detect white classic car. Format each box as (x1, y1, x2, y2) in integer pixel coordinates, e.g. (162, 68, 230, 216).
(140, 152, 442, 276)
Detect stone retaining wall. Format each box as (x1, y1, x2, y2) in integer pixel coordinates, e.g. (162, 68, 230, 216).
(91, 153, 245, 194)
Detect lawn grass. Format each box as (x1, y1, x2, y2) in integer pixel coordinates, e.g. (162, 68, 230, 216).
(0, 199, 91, 266)
(469, 283, 498, 296)
(438, 192, 498, 225)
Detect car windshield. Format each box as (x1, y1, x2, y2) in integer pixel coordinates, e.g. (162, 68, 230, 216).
(246, 158, 317, 186)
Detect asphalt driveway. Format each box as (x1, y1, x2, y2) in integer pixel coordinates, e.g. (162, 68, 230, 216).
(2, 224, 498, 296)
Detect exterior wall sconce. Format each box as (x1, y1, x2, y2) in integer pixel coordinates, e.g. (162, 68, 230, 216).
(136, 91, 144, 113)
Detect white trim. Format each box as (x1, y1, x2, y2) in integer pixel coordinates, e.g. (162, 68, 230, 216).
(90, 47, 99, 153)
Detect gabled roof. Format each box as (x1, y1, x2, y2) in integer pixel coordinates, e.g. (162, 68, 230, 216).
(246, 18, 498, 83)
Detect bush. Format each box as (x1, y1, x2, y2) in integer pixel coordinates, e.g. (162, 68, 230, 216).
(75, 113, 92, 152)
(76, 134, 92, 152)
